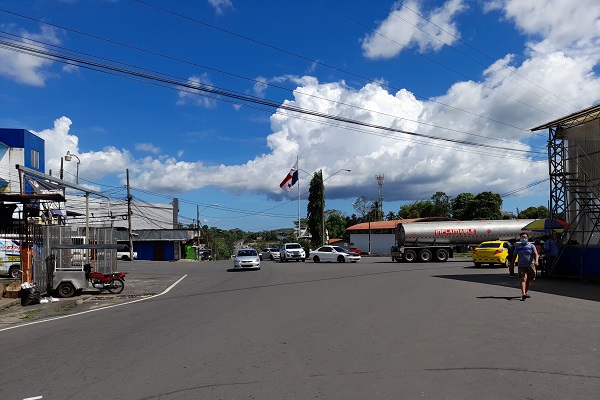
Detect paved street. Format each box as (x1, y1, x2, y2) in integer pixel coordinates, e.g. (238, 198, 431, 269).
(0, 257, 599, 399)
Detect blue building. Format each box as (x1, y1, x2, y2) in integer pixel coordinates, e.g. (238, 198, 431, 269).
(0, 128, 46, 193)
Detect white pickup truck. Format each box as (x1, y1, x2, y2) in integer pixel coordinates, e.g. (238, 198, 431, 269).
(117, 246, 137, 261)
(0, 239, 21, 278)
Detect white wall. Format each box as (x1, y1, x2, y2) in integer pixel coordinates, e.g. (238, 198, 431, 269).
(349, 233, 395, 254)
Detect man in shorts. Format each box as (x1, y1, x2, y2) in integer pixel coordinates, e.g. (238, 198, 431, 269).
(513, 233, 538, 301)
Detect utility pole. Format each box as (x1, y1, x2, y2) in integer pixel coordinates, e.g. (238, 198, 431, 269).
(126, 169, 133, 261)
(196, 205, 200, 261)
(172, 198, 179, 229)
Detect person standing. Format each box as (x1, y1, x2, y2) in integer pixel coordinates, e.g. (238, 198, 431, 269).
(513, 233, 538, 301)
(507, 238, 517, 276)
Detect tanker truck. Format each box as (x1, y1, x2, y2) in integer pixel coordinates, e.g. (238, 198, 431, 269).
(390, 219, 536, 262)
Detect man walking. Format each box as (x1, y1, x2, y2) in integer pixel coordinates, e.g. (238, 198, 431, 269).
(512, 233, 538, 301)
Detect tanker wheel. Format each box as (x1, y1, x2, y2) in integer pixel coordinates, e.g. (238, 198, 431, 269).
(434, 249, 449, 262)
(56, 282, 76, 298)
(419, 249, 433, 262)
(107, 279, 124, 294)
(403, 250, 417, 263)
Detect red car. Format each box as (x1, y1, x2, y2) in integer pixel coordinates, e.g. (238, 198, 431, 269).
(348, 245, 362, 255)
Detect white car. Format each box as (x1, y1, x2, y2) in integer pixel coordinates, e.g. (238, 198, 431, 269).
(311, 246, 361, 263)
(280, 243, 306, 262)
(260, 248, 280, 261)
(117, 246, 138, 261)
(233, 248, 261, 270)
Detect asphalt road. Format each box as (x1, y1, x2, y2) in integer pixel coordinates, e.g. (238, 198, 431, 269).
(1, 257, 598, 399)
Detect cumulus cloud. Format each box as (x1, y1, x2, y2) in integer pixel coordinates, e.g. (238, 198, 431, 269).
(208, 0, 233, 15)
(0, 25, 62, 86)
(135, 143, 161, 154)
(33, 117, 132, 183)
(176, 74, 218, 108)
(362, 0, 466, 59)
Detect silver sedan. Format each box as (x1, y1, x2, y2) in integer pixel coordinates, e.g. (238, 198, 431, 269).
(310, 246, 361, 263)
(233, 248, 261, 270)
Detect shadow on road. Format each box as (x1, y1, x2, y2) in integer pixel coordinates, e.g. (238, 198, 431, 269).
(434, 273, 600, 302)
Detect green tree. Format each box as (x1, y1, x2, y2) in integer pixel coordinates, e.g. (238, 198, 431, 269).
(398, 200, 434, 218)
(352, 196, 373, 222)
(451, 193, 475, 220)
(471, 191, 503, 220)
(325, 210, 347, 239)
(518, 206, 549, 219)
(307, 170, 324, 247)
(386, 211, 397, 220)
(431, 191, 452, 217)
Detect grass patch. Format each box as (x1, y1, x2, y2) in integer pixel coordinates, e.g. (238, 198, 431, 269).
(19, 309, 42, 320)
(53, 304, 77, 313)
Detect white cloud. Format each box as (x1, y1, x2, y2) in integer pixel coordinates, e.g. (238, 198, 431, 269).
(177, 74, 218, 108)
(33, 116, 132, 183)
(135, 143, 161, 154)
(485, 0, 600, 55)
(208, 0, 233, 15)
(0, 25, 62, 86)
(362, 0, 466, 59)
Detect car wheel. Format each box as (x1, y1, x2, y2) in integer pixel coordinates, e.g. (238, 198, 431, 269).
(474, 262, 482, 268)
(259, 255, 263, 261)
(504, 258, 511, 268)
(403, 250, 417, 263)
(9, 265, 21, 279)
(121, 255, 130, 261)
(337, 255, 345, 263)
(313, 256, 320, 263)
(270, 255, 274, 260)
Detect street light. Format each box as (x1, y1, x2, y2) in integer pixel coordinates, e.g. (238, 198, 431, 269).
(60, 151, 81, 184)
(197, 204, 219, 260)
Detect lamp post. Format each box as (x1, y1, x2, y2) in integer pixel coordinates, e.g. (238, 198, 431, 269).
(197, 204, 219, 260)
(60, 151, 81, 184)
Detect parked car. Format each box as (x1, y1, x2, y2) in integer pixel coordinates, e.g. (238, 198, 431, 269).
(259, 248, 280, 261)
(233, 248, 261, 270)
(472, 241, 513, 267)
(311, 246, 361, 263)
(280, 243, 306, 262)
(348, 244, 362, 255)
(200, 251, 212, 261)
(0, 238, 21, 278)
(117, 246, 138, 261)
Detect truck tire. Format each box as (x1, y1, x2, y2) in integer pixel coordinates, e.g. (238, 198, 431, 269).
(403, 250, 417, 263)
(419, 249, 432, 262)
(434, 249, 449, 262)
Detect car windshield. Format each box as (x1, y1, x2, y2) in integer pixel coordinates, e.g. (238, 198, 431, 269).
(477, 242, 502, 248)
(269, 248, 279, 252)
(238, 249, 257, 257)
(332, 246, 348, 252)
(286, 244, 302, 249)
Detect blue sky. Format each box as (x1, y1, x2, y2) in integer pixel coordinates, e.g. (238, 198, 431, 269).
(1, 0, 599, 231)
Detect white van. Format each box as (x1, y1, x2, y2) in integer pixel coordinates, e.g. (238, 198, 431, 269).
(0, 239, 21, 279)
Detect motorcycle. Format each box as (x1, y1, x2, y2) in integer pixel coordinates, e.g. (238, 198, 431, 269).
(84, 264, 127, 294)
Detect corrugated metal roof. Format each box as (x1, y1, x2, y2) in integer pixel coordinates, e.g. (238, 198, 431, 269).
(531, 103, 600, 131)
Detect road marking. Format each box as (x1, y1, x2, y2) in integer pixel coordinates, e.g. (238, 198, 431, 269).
(23, 396, 43, 400)
(0, 275, 187, 333)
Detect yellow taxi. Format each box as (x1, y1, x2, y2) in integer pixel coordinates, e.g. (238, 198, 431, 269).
(472, 241, 514, 267)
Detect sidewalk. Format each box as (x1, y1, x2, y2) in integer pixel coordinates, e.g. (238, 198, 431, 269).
(0, 272, 173, 328)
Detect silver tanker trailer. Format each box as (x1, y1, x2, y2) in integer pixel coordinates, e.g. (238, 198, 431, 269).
(390, 219, 536, 262)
